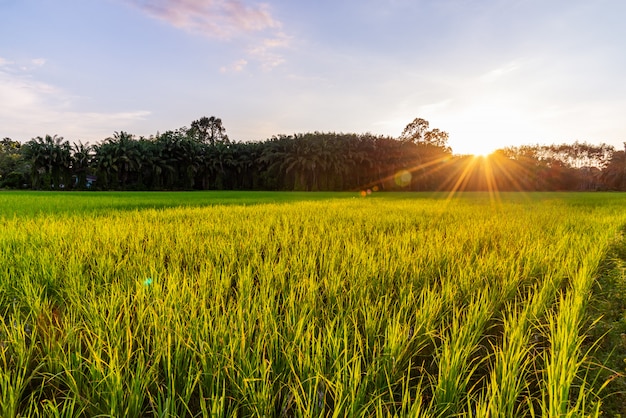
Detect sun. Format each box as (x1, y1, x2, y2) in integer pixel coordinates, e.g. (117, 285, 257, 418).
(448, 128, 506, 158)
(449, 138, 501, 158)
(469, 143, 500, 159)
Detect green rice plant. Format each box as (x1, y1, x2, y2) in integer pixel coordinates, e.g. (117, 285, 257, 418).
(0, 312, 40, 417)
(1, 192, 626, 416)
(473, 302, 535, 418)
(429, 291, 494, 417)
(540, 247, 610, 418)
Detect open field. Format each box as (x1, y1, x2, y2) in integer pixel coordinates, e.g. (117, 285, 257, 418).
(1, 191, 626, 416)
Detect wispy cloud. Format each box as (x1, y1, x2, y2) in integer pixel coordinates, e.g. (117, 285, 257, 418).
(0, 68, 63, 111)
(0, 62, 149, 141)
(31, 58, 46, 67)
(248, 32, 291, 70)
(125, 0, 280, 39)
(125, 0, 290, 71)
(220, 58, 248, 73)
(480, 60, 522, 82)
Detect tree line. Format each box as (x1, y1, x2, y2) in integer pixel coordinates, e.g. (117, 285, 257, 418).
(1, 116, 625, 192)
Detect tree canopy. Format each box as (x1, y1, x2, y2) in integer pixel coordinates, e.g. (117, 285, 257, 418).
(2, 117, 625, 192)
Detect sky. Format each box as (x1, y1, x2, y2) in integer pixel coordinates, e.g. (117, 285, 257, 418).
(1, 0, 625, 156)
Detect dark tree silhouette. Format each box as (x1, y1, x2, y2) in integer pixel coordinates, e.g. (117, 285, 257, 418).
(6, 116, 626, 192)
(22, 135, 71, 189)
(189, 116, 229, 146)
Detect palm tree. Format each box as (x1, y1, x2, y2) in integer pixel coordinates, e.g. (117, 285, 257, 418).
(94, 132, 141, 189)
(22, 135, 71, 189)
(257, 136, 291, 190)
(178, 138, 202, 189)
(93, 143, 116, 189)
(279, 136, 310, 191)
(137, 139, 173, 190)
(223, 141, 257, 189)
(71, 142, 93, 189)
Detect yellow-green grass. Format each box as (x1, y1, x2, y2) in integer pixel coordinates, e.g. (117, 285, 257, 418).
(1, 192, 625, 416)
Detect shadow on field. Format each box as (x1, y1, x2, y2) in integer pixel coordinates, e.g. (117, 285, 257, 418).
(586, 224, 626, 416)
(0, 191, 360, 218)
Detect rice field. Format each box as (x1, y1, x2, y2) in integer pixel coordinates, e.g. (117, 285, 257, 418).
(1, 191, 625, 417)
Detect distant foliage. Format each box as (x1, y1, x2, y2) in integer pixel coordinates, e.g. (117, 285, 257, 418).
(3, 117, 626, 191)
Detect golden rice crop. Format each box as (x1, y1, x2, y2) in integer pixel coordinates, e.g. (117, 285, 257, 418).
(0, 192, 625, 417)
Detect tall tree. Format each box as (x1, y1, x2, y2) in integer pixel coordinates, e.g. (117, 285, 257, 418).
(0, 138, 27, 188)
(188, 116, 229, 146)
(398, 118, 453, 189)
(400, 117, 451, 150)
(601, 144, 626, 190)
(400, 118, 430, 143)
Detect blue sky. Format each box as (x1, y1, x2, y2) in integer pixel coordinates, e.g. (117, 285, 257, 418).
(1, 0, 625, 155)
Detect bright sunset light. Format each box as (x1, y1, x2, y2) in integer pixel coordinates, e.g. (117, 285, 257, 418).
(1, 1, 625, 154)
(4, 2, 626, 414)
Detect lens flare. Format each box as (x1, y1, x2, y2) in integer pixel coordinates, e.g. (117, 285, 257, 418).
(394, 170, 412, 188)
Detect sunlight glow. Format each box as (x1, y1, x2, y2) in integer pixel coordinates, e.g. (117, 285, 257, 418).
(354, 148, 535, 205)
(458, 142, 501, 158)
(473, 150, 494, 159)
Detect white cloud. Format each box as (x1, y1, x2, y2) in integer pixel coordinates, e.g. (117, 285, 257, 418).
(0, 70, 62, 111)
(0, 63, 150, 142)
